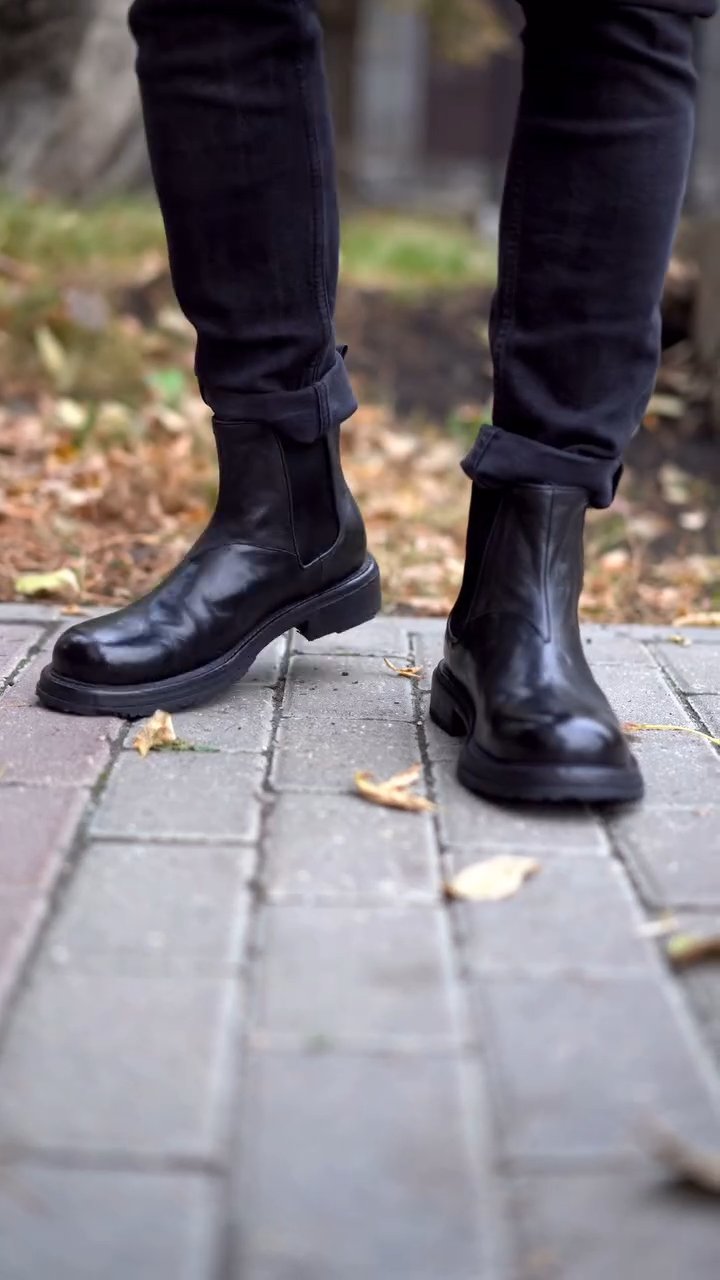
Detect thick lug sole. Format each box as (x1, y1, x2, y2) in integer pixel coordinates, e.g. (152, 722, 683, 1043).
(36, 555, 382, 719)
(429, 661, 644, 805)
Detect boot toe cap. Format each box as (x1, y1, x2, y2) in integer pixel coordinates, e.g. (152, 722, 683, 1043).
(52, 624, 114, 684)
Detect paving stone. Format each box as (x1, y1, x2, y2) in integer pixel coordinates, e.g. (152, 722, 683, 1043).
(283, 654, 414, 721)
(581, 626, 656, 666)
(0, 969, 235, 1157)
(651, 642, 720, 693)
(264, 792, 440, 902)
(252, 905, 460, 1049)
(610, 806, 720, 909)
(0, 701, 121, 787)
(0, 604, 60, 624)
(0, 891, 44, 1008)
(234, 1052, 487, 1280)
(479, 974, 720, 1161)
(90, 752, 263, 843)
(594, 665, 692, 725)
(510, 1172, 720, 1280)
(411, 630, 444, 693)
(689, 693, 720, 737)
(242, 635, 287, 686)
(0, 1166, 218, 1280)
(292, 618, 412, 658)
(122, 685, 275, 754)
(432, 761, 608, 853)
(0, 787, 88, 888)
(270, 716, 423, 790)
(452, 854, 655, 973)
(0, 625, 42, 685)
(617, 733, 720, 807)
(45, 842, 254, 975)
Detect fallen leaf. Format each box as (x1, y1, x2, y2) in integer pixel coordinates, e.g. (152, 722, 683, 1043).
(14, 567, 80, 601)
(667, 634, 693, 647)
(60, 604, 88, 617)
(673, 612, 720, 628)
(445, 855, 540, 903)
(666, 932, 720, 969)
(638, 915, 679, 940)
(133, 709, 177, 757)
(650, 1123, 720, 1195)
(623, 722, 720, 747)
(354, 764, 436, 813)
(34, 325, 71, 387)
(383, 657, 424, 679)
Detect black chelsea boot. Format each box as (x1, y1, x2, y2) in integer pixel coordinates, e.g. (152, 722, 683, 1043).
(37, 422, 381, 716)
(430, 483, 643, 804)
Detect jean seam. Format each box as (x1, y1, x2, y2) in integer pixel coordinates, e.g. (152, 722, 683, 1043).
(292, 0, 333, 389)
(492, 142, 526, 404)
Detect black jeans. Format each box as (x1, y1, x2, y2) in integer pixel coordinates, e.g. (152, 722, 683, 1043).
(128, 0, 715, 507)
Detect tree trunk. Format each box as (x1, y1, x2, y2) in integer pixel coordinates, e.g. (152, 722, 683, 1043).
(0, 0, 148, 198)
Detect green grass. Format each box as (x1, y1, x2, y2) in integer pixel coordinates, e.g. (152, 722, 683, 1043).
(0, 192, 166, 275)
(341, 211, 496, 292)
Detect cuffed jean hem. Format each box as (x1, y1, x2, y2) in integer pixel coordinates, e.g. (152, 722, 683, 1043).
(461, 425, 623, 509)
(202, 347, 357, 442)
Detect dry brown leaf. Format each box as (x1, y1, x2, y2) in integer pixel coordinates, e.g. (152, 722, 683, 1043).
(14, 567, 80, 601)
(383, 657, 424, 680)
(672, 612, 720, 627)
(133, 709, 177, 758)
(624, 721, 720, 747)
(666, 932, 720, 969)
(650, 1123, 720, 1195)
(445, 855, 541, 903)
(354, 764, 436, 813)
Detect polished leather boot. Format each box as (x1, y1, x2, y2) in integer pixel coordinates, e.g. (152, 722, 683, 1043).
(430, 483, 643, 803)
(37, 422, 381, 716)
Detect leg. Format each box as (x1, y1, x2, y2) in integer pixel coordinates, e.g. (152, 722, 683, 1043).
(434, 2, 713, 803)
(38, 0, 380, 718)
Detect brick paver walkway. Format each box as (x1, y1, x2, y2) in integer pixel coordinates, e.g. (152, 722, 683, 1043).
(1, 605, 719, 1277)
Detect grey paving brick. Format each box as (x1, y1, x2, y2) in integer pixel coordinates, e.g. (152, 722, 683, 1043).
(689, 693, 720, 738)
(651, 641, 720, 693)
(90, 752, 263, 843)
(122, 685, 275, 754)
(0, 969, 235, 1157)
(283, 654, 414, 721)
(0, 625, 42, 685)
(479, 974, 720, 1161)
(594, 665, 692, 726)
(610, 806, 720, 909)
(234, 1052, 487, 1280)
(510, 1171, 720, 1280)
(617, 732, 720, 806)
(270, 716, 423, 790)
(0, 891, 44, 1011)
(581, 625, 656, 666)
(0, 604, 60, 624)
(452, 854, 655, 973)
(45, 841, 254, 974)
(252, 905, 460, 1049)
(264, 792, 440, 902)
(0, 1166, 218, 1280)
(242, 635, 287, 686)
(422, 695, 463, 762)
(0, 702, 122, 787)
(292, 618, 412, 658)
(432, 761, 608, 853)
(0, 787, 88, 888)
(411, 629, 444, 693)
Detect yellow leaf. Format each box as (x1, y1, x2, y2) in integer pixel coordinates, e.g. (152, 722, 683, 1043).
(354, 763, 436, 813)
(672, 612, 720, 627)
(383, 657, 424, 679)
(445, 855, 540, 903)
(34, 325, 70, 386)
(650, 1123, 720, 1195)
(666, 932, 720, 970)
(14, 567, 80, 601)
(623, 722, 720, 748)
(133, 710, 178, 758)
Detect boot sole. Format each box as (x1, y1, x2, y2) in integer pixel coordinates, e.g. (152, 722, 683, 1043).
(36, 556, 382, 718)
(429, 661, 644, 805)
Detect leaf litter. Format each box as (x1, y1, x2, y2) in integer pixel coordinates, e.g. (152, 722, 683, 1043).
(132, 710, 220, 757)
(624, 722, 720, 747)
(383, 657, 424, 679)
(445, 855, 541, 903)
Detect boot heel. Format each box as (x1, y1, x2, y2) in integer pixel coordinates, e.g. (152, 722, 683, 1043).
(429, 667, 467, 738)
(298, 562, 382, 642)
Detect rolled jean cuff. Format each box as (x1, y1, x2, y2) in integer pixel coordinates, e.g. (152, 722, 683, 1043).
(461, 425, 623, 509)
(204, 347, 357, 442)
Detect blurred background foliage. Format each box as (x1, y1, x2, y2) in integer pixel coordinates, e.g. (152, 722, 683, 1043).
(1, 1, 720, 623)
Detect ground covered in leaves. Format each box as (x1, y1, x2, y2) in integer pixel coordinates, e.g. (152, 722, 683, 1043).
(2, 196, 719, 623)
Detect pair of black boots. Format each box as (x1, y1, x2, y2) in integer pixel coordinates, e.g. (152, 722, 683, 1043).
(37, 424, 642, 804)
